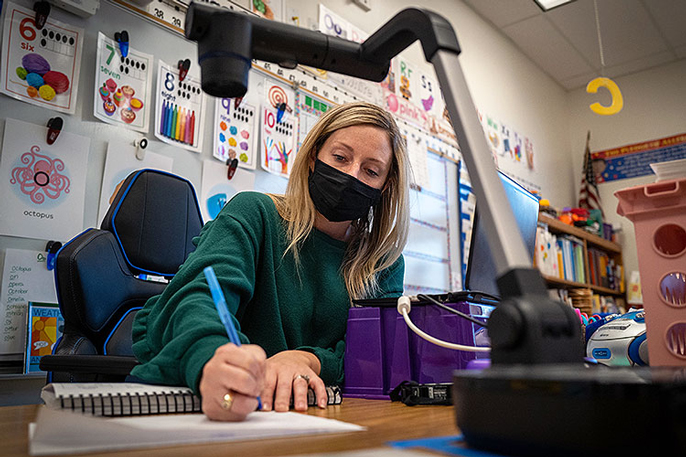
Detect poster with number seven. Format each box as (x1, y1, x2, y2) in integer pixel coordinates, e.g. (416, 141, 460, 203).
(154, 60, 206, 153)
(1, 1, 84, 114)
(93, 32, 152, 133)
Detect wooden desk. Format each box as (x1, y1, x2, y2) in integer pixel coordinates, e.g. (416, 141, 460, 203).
(1, 399, 458, 457)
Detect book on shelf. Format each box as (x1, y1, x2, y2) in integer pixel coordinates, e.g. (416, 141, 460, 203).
(41, 382, 343, 416)
(24, 302, 64, 374)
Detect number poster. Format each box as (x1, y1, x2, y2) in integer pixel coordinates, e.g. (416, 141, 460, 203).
(0, 1, 84, 114)
(93, 32, 153, 133)
(154, 60, 206, 153)
(260, 81, 296, 177)
(213, 93, 259, 170)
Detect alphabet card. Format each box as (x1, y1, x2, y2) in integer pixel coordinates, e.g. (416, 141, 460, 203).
(0, 118, 89, 241)
(213, 97, 258, 170)
(154, 60, 206, 153)
(260, 81, 296, 177)
(0, 1, 84, 114)
(94, 32, 152, 133)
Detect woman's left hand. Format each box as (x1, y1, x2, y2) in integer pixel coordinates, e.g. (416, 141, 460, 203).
(261, 350, 328, 412)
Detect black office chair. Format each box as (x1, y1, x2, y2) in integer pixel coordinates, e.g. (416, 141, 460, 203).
(40, 169, 203, 382)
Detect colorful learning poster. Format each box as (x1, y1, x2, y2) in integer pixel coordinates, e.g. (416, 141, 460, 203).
(94, 32, 152, 133)
(0, 1, 84, 114)
(213, 97, 258, 170)
(154, 60, 206, 153)
(592, 133, 686, 183)
(260, 81, 296, 177)
(296, 92, 330, 150)
(201, 159, 256, 222)
(97, 141, 174, 225)
(24, 302, 63, 374)
(0, 249, 58, 357)
(252, 0, 283, 21)
(0, 118, 89, 241)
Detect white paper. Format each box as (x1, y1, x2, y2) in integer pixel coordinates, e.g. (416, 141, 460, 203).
(406, 134, 430, 190)
(29, 406, 364, 455)
(0, 118, 89, 240)
(153, 60, 206, 153)
(96, 141, 174, 225)
(0, 249, 58, 356)
(0, 1, 84, 114)
(93, 32, 153, 133)
(200, 159, 256, 222)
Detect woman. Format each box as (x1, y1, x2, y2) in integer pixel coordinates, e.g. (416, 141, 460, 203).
(130, 102, 411, 421)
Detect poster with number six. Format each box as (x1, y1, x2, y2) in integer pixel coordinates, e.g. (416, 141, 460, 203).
(93, 32, 152, 132)
(154, 60, 206, 153)
(1, 1, 84, 114)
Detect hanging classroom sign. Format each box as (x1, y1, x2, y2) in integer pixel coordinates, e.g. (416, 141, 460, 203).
(0, 1, 84, 114)
(154, 60, 206, 153)
(592, 133, 686, 183)
(93, 32, 153, 133)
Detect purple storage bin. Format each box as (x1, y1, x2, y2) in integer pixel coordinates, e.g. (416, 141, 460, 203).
(344, 300, 478, 399)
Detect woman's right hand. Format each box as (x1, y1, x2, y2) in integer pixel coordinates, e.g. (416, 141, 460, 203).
(199, 343, 266, 421)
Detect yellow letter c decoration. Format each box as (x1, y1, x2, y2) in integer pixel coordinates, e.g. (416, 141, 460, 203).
(586, 77, 623, 115)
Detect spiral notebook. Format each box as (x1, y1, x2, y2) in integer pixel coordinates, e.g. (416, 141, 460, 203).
(41, 382, 342, 416)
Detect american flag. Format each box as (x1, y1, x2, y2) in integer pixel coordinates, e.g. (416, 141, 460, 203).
(578, 131, 604, 217)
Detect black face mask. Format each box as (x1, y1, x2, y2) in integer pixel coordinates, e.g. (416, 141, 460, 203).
(308, 159, 383, 222)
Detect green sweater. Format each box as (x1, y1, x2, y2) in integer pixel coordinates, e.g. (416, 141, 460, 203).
(131, 191, 404, 393)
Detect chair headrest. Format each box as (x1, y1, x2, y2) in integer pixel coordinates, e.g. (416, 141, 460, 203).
(101, 169, 203, 277)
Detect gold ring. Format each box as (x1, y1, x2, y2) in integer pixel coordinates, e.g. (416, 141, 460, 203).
(294, 374, 310, 384)
(221, 392, 234, 411)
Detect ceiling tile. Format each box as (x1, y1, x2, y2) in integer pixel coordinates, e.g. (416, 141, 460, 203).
(503, 15, 593, 81)
(560, 72, 597, 91)
(604, 51, 677, 79)
(462, 0, 541, 28)
(642, 0, 686, 48)
(675, 46, 686, 60)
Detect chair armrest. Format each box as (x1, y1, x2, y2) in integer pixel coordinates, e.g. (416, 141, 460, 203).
(39, 355, 139, 376)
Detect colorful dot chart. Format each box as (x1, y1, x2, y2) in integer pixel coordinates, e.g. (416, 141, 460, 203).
(0, 1, 85, 114)
(213, 97, 258, 169)
(94, 32, 152, 133)
(154, 60, 205, 153)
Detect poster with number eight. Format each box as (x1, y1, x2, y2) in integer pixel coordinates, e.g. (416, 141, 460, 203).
(0, 1, 84, 114)
(260, 80, 296, 177)
(154, 60, 206, 153)
(93, 32, 152, 133)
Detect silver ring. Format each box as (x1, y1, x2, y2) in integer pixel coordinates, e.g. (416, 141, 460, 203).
(221, 392, 234, 411)
(294, 374, 310, 384)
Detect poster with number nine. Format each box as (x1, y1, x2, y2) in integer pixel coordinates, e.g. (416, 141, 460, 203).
(0, 1, 84, 114)
(154, 60, 206, 153)
(93, 32, 152, 133)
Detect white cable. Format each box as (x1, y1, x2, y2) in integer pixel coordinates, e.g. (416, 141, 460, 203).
(397, 296, 491, 353)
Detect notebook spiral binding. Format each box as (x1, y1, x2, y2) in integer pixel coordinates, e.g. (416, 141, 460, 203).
(61, 390, 201, 416)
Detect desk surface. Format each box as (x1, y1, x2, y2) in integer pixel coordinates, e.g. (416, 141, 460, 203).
(1, 399, 458, 457)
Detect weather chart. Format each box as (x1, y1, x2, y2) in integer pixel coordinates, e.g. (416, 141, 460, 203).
(94, 32, 152, 133)
(0, 1, 84, 114)
(260, 81, 296, 177)
(154, 60, 206, 153)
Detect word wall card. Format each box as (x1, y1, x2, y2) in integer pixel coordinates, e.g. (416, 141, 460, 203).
(94, 32, 153, 133)
(154, 60, 206, 152)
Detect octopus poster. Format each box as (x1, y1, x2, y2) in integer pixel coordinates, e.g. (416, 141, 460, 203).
(0, 118, 89, 241)
(93, 32, 153, 133)
(0, 1, 85, 114)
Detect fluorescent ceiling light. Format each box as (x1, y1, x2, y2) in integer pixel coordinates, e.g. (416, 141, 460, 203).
(534, 0, 576, 11)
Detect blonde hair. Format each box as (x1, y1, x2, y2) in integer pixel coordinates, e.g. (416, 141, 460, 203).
(270, 102, 410, 300)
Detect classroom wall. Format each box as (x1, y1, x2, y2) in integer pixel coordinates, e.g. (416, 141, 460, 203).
(566, 59, 686, 286)
(288, 0, 575, 204)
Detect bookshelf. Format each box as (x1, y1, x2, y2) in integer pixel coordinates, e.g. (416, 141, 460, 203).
(536, 214, 625, 297)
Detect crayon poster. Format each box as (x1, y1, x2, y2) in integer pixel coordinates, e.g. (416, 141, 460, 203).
(200, 159, 256, 222)
(93, 32, 152, 133)
(213, 97, 258, 170)
(24, 302, 63, 374)
(154, 60, 206, 153)
(260, 81, 296, 177)
(0, 1, 84, 114)
(97, 141, 174, 225)
(0, 118, 89, 241)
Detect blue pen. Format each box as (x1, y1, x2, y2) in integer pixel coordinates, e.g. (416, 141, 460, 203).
(203, 266, 262, 410)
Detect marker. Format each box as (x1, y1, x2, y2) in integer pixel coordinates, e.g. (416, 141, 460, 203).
(171, 105, 178, 140)
(160, 101, 167, 134)
(203, 266, 262, 411)
(174, 105, 181, 140)
(179, 107, 186, 143)
(185, 108, 192, 144)
(189, 111, 195, 145)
